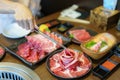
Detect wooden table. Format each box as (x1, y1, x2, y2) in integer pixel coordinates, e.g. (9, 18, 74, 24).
(0, 12, 120, 80)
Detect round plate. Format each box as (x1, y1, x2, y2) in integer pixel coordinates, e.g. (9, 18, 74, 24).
(66, 27, 97, 44)
(46, 49, 92, 80)
(2, 23, 31, 39)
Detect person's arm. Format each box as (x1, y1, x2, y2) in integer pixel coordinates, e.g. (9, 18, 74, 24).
(0, 0, 16, 14)
(0, 0, 35, 30)
(17, 0, 30, 7)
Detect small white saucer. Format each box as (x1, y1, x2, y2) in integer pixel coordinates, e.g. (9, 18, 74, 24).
(2, 22, 31, 38)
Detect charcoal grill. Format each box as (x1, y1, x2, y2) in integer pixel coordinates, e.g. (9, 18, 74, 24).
(0, 62, 40, 80)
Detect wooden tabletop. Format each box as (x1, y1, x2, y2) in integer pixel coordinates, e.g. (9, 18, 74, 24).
(0, 12, 120, 80)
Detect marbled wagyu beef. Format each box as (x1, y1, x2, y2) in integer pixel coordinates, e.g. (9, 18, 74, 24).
(17, 33, 63, 63)
(50, 49, 91, 78)
(69, 29, 91, 42)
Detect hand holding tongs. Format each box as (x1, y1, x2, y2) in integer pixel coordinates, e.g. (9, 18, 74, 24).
(34, 25, 67, 50)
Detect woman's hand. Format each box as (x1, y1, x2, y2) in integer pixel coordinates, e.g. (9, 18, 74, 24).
(14, 3, 35, 30)
(0, 0, 35, 30)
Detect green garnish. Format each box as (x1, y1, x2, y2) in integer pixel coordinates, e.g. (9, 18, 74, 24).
(85, 41, 96, 48)
(45, 28, 51, 32)
(118, 45, 120, 48)
(101, 41, 107, 48)
(69, 34, 74, 38)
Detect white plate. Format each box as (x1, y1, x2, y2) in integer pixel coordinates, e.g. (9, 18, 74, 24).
(2, 22, 31, 38)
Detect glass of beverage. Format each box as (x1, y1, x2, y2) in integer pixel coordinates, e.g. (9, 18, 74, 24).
(103, 0, 118, 10)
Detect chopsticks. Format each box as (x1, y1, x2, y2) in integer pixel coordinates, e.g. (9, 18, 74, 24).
(58, 16, 90, 24)
(34, 28, 67, 50)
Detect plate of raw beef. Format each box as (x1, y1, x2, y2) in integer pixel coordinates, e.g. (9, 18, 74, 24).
(66, 27, 97, 44)
(8, 32, 71, 68)
(46, 48, 92, 80)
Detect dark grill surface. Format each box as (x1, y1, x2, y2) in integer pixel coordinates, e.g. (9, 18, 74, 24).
(0, 62, 40, 80)
(0, 72, 24, 80)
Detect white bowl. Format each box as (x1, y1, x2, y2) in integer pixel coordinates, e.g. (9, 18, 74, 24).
(2, 22, 31, 38)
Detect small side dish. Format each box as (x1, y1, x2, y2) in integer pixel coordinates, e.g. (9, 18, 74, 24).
(93, 59, 119, 79)
(93, 43, 120, 79)
(46, 49, 92, 79)
(81, 32, 117, 60)
(57, 22, 73, 33)
(69, 29, 91, 42)
(66, 27, 97, 44)
(2, 22, 31, 39)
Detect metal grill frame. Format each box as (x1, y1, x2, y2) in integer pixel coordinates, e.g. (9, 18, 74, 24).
(0, 62, 40, 80)
(0, 71, 24, 80)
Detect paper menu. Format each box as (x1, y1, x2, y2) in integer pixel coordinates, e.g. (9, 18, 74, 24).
(103, 0, 118, 10)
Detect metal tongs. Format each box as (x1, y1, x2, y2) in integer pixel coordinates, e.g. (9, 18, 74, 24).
(34, 28, 72, 54)
(34, 26, 67, 50)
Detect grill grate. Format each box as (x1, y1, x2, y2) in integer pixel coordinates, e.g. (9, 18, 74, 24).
(0, 72, 24, 80)
(0, 62, 40, 80)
